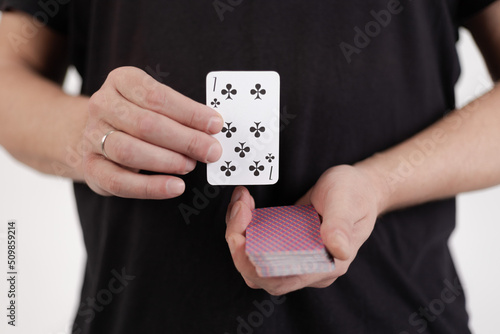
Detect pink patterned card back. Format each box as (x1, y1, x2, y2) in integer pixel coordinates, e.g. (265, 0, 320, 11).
(246, 205, 324, 255)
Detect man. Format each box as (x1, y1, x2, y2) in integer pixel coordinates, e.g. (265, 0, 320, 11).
(0, 0, 499, 333)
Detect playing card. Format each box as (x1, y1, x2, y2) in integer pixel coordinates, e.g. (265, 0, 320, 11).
(246, 205, 325, 254)
(206, 71, 280, 185)
(245, 205, 335, 277)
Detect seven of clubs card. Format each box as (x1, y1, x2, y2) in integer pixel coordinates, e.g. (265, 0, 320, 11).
(206, 71, 280, 186)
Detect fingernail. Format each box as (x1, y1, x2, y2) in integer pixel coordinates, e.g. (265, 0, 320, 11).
(207, 116, 223, 134)
(230, 202, 241, 220)
(206, 142, 222, 162)
(231, 187, 243, 204)
(167, 179, 185, 196)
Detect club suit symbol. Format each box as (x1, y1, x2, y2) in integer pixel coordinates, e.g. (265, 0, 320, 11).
(250, 122, 265, 138)
(221, 161, 236, 177)
(249, 161, 265, 176)
(250, 83, 266, 100)
(222, 84, 237, 100)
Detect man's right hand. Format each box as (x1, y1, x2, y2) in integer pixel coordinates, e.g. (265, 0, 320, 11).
(82, 66, 223, 199)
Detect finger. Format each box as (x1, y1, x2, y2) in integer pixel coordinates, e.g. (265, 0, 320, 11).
(224, 200, 260, 279)
(230, 186, 245, 204)
(226, 200, 253, 238)
(226, 233, 260, 279)
(84, 155, 185, 199)
(317, 190, 357, 261)
(243, 277, 260, 289)
(225, 200, 309, 295)
(100, 95, 222, 163)
(308, 276, 337, 288)
(233, 186, 255, 209)
(226, 186, 254, 224)
(107, 67, 224, 134)
(100, 129, 196, 175)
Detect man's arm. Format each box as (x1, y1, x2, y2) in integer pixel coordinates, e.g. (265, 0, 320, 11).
(357, 1, 500, 213)
(0, 11, 88, 180)
(225, 2, 500, 295)
(0, 11, 224, 198)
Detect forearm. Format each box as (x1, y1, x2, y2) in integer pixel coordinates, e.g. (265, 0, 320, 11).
(357, 83, 500, 213)
(0, 61, 88, 180)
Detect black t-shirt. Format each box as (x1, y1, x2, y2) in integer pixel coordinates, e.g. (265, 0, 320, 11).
(1, 0, 497, 333)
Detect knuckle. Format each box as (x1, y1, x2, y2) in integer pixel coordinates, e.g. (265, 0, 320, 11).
(111, 99, 130, 121)
(113, 139, 134, 164)
(82, 125, 94, 144)
(188, 109, 197, 128)
(267, 287, 287, 296)
(337, 266, 348, 277)
(85, 120, 108, 146)
(108, 67, 144, 89)
(143, 180, 157, 199)
(144, 86, 166, 110)
(84, 154, 99, 173)
(243, 278, 259, 289)
(107, 174, 123, 195)
(266, 281, 290, 296)
(136, 114, 155, 137)
(186, 134, 201, 156)
(315, 279, 335, 289)
(108, 66, 131, 81)
(107, 67, 122, 79)
(88, 91, 106, 117)
(187, 107, 204, 128)
(82, 157, 113, 198)
(83, 156, 104, 189)
(82, 154, 94, 177)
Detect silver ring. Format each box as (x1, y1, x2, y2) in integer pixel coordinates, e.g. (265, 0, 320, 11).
(101, 130, 116, 159)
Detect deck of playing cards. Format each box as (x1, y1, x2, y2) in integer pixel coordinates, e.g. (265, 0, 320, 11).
(206, 71, 280, 186)
(245, 205, 335, 277)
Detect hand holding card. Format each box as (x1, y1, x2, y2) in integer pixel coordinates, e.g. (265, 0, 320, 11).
(226, 186, 344, 295)
(206, 71, 280, 186)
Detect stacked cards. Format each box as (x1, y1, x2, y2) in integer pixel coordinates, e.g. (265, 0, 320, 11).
(245, 205, 335, 277)
(206, 71, 280, 185)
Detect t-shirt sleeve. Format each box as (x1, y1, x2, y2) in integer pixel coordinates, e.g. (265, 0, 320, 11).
(457, 0, 499, 23)
(0, 0, 69, 34)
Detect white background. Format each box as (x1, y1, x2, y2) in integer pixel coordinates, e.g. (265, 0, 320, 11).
(0, 12, 499, 333)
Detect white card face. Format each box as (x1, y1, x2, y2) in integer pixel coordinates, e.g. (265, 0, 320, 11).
(206, 71, 280, 186)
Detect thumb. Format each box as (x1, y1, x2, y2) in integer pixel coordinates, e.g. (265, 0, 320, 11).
(319, 191, 356, 262)
(296, 188, 352, 260)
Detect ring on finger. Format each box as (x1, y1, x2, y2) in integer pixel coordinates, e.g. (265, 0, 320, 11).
(101, 130, 117, 159)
